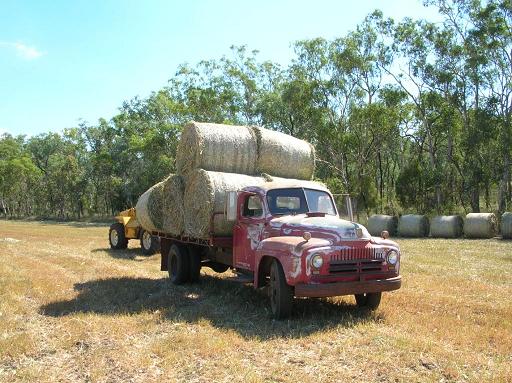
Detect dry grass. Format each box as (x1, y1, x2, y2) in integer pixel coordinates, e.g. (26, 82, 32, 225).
(1, 220, 511, 382)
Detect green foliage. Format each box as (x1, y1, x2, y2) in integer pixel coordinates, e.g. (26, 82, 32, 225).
(2, 0, 511, 219)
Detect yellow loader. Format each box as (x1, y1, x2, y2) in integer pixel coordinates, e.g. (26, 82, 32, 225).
(108, 208, 160, 255)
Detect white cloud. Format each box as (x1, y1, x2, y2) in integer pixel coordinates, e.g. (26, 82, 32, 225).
(0, 41, 44, 60)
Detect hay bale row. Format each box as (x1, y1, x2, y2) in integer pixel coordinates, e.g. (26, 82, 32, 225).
(502, 212, 512, 239)
(176, 122, 315, 180)
(398, 215, 429, 237)
(135, 175, 184, 235)
(430, 215, 464, 238)
(464, 213, 497, 239)
(367, 215, 398, 236)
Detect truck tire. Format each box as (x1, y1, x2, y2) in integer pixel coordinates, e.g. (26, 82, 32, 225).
(269, 259, 293, 319)
(109, 222, 128, 250)
(168, 244, 190, 285)
(188, 247, 201, 283)
(355, 292, 381, 310)
(140, 230, 158, 256)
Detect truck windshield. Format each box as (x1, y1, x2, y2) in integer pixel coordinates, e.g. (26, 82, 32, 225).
(266, 188, 337, 216)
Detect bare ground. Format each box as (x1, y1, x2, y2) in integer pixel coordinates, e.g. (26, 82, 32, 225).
(0, 220, 511, 382)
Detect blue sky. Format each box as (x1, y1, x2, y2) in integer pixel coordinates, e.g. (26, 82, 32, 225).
(0, 0, 441, 137)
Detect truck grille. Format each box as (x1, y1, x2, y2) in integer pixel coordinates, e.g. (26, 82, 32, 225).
(330, 247, 383, 262)
(329, 259, 384, 274)
(328, 247, 385, 275)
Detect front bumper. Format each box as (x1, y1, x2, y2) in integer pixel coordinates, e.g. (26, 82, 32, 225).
(294, 275, 402, 298)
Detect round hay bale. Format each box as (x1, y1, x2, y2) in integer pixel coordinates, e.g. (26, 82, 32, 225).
(183, 170, 266, 239)
(502, 212, 512, 239)
(161, 175, 185, 235)
(253, 126, 315, 180)
(136, 180, 165, 233)
(367, 215, 398, 236)
(176, 122, 257, 177)
(430, 215, 463, 238)
(464, 213, 497, 239)
(136, 175, 185, 235)
(398, 214, 429, 237)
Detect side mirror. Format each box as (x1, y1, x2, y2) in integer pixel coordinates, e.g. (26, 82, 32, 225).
(225, 191, 237, 221)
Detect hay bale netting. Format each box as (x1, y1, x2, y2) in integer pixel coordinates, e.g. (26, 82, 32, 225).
(176, 122, 258, 177)
(398, 214, 430, 237)
(135, 175, 185, 235)
(183, 170, 266, 239)
(464, 213, 497, 239)
(502, 212, 512, 239)
(253, 127, 316, 180)
(367, 215, 398, 236)
(430, 215, 464, 238)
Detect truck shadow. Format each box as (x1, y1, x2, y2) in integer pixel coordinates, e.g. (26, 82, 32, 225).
(39, 275, 384, 339)
(91, 247, 146, 261)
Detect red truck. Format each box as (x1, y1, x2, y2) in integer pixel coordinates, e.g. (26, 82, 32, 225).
(155, 183, 401, 319)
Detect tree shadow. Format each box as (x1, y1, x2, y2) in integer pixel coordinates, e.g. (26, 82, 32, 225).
(91, 247, 148, 261)
(40, 274, 384, 339)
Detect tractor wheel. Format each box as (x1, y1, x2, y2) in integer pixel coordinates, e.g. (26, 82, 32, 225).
(269, 259, 293, 319)
(109, 222, 128, 250)
(168, 244, 190, 285)
(354, 292, 382, 310)
(140, 230, 158, 256)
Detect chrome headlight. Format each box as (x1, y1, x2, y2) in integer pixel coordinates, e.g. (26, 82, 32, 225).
(387, 250, 399, 265)
(311, 253, 324, 269)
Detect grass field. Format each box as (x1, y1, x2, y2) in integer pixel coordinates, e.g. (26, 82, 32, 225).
(0, 220, 511, 382)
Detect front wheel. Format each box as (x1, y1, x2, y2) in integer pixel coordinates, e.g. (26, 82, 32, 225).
(140, 230, 158, 256)
(354, 292, 382, 310)
(109, 222, 128, 250)
(269, 260, 293, 319)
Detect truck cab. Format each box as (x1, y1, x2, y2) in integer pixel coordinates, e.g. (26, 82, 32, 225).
(227, 183, 401, 318)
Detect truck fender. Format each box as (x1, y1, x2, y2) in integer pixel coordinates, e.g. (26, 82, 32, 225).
(254, 236, 330, 288)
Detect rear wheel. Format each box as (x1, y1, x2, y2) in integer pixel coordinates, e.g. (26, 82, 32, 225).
(109, 222, 128, 250)
(269, 260, 293, 319)
(168, 244, 189, 285)
(140, 230, 158, 255)
(354, 292, 382, 310)
(188, 246, 202, 283)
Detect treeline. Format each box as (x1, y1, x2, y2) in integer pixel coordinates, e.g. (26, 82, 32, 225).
(1, 0, 511, 219)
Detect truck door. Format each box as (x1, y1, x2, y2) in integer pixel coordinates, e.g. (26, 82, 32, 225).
(233, 194, 265, 271)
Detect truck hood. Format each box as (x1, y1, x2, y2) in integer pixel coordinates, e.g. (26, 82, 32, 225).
(269, 214, 372, 242)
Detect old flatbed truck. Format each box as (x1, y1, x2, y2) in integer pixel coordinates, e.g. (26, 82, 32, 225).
(155, 183, 401, 319)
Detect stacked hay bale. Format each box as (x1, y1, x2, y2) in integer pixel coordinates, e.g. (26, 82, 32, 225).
(464, 213, 497, 239)
(183, 170, 266, 238)
(430, 215, 464, 238)
(502, 212, 512, 239)
(367, 215, 398, 237)
(135, 175, 185, 235)
(176, 122, 316, 179)
(176, 122, 258, 176)
(398, 215, 430, 237)
(253, 127, 315, 179)
(136, 121, 318, 238)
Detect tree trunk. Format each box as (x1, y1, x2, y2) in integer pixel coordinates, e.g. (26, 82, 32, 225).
(498, 153, 510, 213)
(470, 186, 480, 213)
